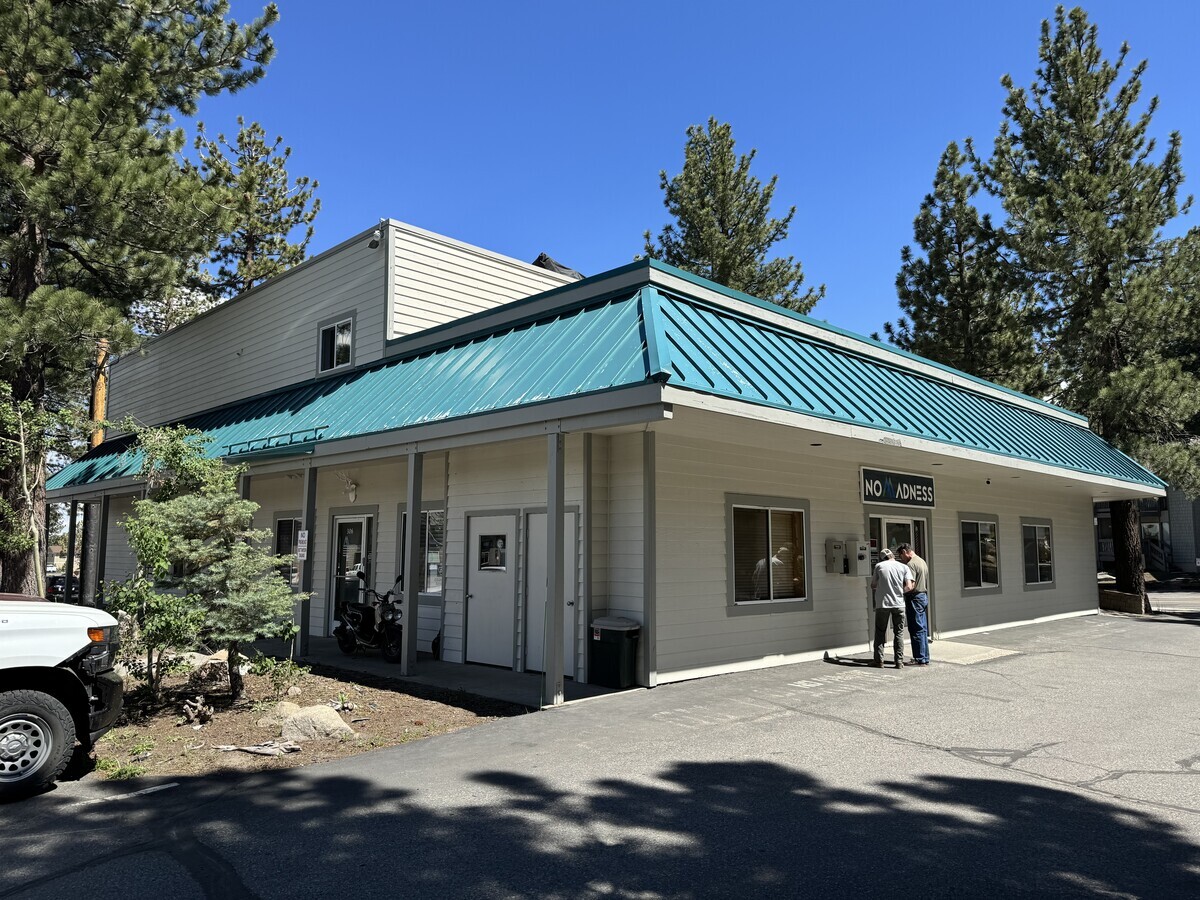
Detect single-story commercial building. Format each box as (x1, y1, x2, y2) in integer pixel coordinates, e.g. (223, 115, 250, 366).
(48, 220, 1165, 704)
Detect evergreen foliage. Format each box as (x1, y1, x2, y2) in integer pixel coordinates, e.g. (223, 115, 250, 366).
(120, 424, 301, 703)
(0, 0, 278, 592)
(884, 143, 1047, 396)
(890, 6, 1200, 605)
(192, 116, 321, 297)
(644, 118, 824, 313)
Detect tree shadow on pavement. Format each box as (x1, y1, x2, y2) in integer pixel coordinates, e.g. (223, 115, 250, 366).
(3, 757, 1197, 899)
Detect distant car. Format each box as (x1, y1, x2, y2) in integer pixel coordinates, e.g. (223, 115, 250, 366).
(44, 575, 67, 602)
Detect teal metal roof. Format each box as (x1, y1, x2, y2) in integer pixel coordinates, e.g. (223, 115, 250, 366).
(48, 267, 1164, 492)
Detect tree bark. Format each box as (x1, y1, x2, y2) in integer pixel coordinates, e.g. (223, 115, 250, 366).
(1110, 499, 1152, 614)
(227, 641, 245, 704)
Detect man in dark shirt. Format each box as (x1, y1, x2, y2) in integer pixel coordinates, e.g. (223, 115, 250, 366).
(897, 543, 930, 666)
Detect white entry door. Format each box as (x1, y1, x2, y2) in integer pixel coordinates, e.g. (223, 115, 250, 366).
(466, 514, 517, 667)
(524, 511, 578, 677)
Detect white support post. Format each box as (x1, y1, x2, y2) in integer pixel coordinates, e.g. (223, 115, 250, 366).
(400, 451, 424, 675)
(543, 433, 566, 707)
(298, 467, 318, 659)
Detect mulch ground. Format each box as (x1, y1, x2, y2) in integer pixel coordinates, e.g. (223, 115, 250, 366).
(90, 664, 526, 781)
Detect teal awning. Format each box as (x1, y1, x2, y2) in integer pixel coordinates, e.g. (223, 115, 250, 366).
(48, 263, 1164, 493)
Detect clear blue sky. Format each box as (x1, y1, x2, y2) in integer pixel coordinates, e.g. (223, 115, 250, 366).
(195, 1, 1200, 336)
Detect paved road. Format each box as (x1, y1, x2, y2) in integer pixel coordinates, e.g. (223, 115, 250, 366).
(4, 611, 1198, 899)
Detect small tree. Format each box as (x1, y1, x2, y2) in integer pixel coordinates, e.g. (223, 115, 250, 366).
(192, 117, 321, 298)
(127, 424, 302, 703)
(644, 118, 824, 312)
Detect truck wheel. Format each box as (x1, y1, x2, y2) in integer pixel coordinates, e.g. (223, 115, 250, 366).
(0, 690, 77, 800)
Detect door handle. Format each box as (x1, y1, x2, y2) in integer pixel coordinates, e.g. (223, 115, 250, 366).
(566, 601, 575, 606)
(465, 593, 473, 600)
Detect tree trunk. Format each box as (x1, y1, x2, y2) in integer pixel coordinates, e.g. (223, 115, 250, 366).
(1110, 499, 1152, 614)
(80, 502, 98, 606)
(227, 641, 245, 704)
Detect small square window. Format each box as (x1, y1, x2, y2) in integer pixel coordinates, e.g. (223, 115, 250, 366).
(319, 319, 353, 372)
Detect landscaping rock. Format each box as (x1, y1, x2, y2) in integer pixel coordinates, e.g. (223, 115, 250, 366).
(256, 701, 302, 731)
(286, 685, 303, 697)
(281, 705, 355, 742)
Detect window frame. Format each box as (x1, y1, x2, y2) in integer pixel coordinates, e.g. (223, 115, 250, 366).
(397, 503, 447, 595)
(1020, 517, 1055, 591)
(958, 512, 1002, 597)
(274, 512, 303, 586)
(316, 312, 356, 375)
(725, 493, 812, 614)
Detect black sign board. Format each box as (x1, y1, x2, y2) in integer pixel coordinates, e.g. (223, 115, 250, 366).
(861, 468, 935, 508)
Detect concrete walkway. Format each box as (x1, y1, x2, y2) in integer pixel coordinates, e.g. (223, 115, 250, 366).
(302, 637, 620, 708)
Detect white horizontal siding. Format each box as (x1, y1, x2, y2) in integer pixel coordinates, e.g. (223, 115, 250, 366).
(652, 416, 1102, 682)
(442, 436, 587, 674)
(244, 459, 446, 642)
(390, 223, 573, 339)
(108, 238, 388, 428)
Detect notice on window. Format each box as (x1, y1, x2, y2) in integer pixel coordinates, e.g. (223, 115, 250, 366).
(296, 530, 309, 561)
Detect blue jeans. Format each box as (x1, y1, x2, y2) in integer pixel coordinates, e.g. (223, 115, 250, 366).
(905, 592, 929, 663)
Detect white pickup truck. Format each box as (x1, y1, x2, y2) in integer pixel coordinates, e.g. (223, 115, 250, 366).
(0, 595, 123, 799)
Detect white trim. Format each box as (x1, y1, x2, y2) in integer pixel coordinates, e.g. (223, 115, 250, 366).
(661, 387, 1164, 497)
(655, 642, 872, 684)
(937, 607, 1096, 641)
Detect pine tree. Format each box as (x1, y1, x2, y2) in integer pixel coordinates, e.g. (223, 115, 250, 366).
(884, 142, 1047, 395)
(0, 1, 277, 592)
(192, 117, 321, 297)
(129, 424, 301, 703)
(644, 118, 824, 312)
(980, 6, 1200, 607)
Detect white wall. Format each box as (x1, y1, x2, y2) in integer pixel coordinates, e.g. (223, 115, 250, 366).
(108, 237, 389, 428)
(389, 222, 574, 340)
(441, 436, 589, 676)
(653, 417, 1101, 682)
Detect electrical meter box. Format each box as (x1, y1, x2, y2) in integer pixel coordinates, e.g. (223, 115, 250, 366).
(852, 541, 871, 576)
(825, 539, 847, 574)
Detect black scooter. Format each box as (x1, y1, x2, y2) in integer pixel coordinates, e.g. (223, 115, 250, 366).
(333, 569, 404, 663)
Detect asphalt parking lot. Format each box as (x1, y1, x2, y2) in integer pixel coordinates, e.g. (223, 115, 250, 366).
(3, 609, 1198, 899)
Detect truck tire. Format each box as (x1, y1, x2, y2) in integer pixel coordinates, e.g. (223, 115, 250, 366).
(0, 690, 77, 800)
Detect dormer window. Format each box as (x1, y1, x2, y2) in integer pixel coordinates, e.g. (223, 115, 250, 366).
(319, 318, 353, 372)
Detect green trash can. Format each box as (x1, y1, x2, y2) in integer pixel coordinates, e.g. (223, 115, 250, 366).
(589, 616, 640, 688)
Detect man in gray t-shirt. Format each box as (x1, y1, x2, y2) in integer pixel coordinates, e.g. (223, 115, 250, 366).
(871, 548, 914, 668)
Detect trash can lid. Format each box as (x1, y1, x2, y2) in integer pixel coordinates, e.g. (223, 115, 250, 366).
(592, 615, 640, 631)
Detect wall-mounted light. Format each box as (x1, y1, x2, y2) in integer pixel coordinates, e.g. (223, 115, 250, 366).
(367, 228, 381, 249)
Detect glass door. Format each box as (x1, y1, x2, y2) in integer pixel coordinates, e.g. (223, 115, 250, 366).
(869, 516, 927, 560)
(331, 515, 372, 625)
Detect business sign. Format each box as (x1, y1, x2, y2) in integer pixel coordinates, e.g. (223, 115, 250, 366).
(861, 468, 935, 508)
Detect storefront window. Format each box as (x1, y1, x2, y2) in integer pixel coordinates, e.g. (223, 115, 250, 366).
(731, 503, 807, 603)
(401, 509, 447, 592)
(1022, 522, 1054, 585)
(961, 519, 999, 589)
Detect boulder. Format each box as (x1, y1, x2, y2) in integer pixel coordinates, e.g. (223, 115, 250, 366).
(256, 701, 302, 731)
(281, 705, 355, 742)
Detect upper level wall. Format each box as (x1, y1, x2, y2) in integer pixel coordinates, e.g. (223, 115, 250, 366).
(106, 221, 575, 431)
(388, 221, 574, 340)
(108, 232, 388, 428)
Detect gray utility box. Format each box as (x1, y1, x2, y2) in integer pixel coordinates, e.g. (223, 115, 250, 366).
(589, 616, 640, 689)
